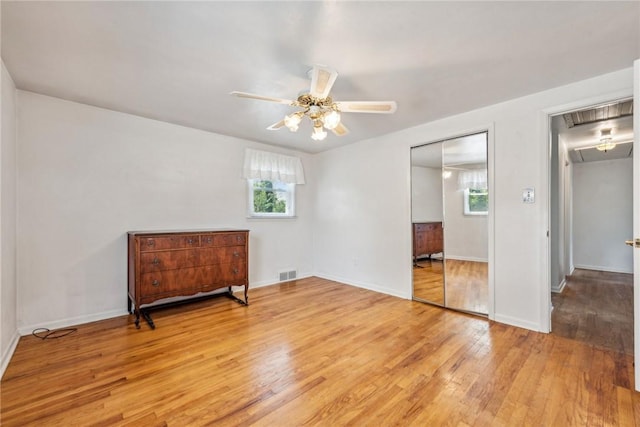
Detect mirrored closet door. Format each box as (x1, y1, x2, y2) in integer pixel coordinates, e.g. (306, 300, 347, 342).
(411, 132, 489, 315)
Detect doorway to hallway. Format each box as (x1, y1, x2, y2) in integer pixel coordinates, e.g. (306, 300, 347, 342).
(549, 99, 634, 354)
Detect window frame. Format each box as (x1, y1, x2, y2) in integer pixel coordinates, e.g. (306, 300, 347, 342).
(463, 187, 488, 216)
(247, 179, 296, 218)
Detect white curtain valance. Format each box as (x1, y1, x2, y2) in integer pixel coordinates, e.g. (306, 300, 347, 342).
(458, 169, 487, 190)
(242, 148, 305, 185)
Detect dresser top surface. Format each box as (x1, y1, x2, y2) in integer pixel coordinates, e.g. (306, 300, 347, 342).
(128, 228, 249, 236)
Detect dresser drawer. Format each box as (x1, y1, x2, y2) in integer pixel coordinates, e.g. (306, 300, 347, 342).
(139, 235, 200, 251)
(140, 246, 247, 273)
(140, 250, 198, 273)
(140, 262, 248, 297)
(415, 223, 440, 233)
(199, 246, 246, 265)
(201, 233, 247, 247)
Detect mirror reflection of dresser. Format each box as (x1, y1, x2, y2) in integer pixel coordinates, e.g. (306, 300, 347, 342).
(412, 222, 443, 265)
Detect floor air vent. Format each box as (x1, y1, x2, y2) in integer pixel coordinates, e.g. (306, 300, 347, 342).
(279, 270, 297, 282)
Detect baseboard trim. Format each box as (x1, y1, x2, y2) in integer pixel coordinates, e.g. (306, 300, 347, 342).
(18, 308, 129, 336)
(241, 273, 313, 289)
(313, 273, 410, 300)
(445, 255, 488, 263)
(1, 330, 20, 380)
(573, 264, 633, 274)
(493, 314, 540, 332)
(551, 278, 566, 294)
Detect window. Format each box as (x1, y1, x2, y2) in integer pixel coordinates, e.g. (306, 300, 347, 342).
(248, 179, 295, 217)
(464, 188, 488, 215)
(242, 149, 304, 218)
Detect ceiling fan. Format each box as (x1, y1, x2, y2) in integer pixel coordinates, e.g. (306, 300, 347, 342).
(231, 64, 397, 141)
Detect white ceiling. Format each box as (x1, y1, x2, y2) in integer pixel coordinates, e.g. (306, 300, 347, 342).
(412, 132, 487, 169)
(2, 1, 639, 154)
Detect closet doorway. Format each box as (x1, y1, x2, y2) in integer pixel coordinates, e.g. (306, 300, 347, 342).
(411, 132, 489, 315)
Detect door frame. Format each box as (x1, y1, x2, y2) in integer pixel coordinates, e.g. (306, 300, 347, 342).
(542, 78, 639, 388)
(633, 59, 639, 391)
(541, 89, 634, 334)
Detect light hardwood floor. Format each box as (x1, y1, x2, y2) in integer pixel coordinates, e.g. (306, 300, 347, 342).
(2, 277, 639, 426)
(444, 259, 488, 314)
(412, 258, 444, 304)
(413, 259, 488, 314)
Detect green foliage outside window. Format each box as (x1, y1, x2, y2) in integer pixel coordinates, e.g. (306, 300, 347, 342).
(253, 180, 286, 213)
(468, 188, 488, 213)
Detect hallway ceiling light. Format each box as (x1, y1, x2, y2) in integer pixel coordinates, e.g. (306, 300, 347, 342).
(573, 128, 632, 153)
(595, 129, 615, 152)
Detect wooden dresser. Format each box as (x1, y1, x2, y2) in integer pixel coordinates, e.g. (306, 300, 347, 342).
(413, 222, 443, 264)
(128, 229, 249, 329)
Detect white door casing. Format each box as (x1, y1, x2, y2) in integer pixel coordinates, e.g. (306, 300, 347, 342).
(633, 58, 640, 392)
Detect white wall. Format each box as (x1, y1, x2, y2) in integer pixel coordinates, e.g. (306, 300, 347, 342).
(1, 61, 19, 378)
(313, 67, 634, 332)
(443, 169, 488, 262)
(312, 137, 411, 298)
(573, 158, 633, 274)
(16, 91, 315, 331)
(411, 166, 443, 223)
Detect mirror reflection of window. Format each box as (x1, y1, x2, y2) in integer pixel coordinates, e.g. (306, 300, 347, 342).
(464, 188, 488, 215)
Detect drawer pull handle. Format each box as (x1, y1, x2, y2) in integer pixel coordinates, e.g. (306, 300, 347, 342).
(205, 237, 212, 244)
(233, 252, 239, 257)
(152, 258, 160, 265)
(152, 280, 160, 287)
(237, 236, 242, 242)
(187, 239, 195, 245)
(147, 239, 155, 247)
(233, 268, 239, 274)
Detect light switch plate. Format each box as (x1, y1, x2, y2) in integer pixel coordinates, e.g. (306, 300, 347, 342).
(523, 188, 535, 203)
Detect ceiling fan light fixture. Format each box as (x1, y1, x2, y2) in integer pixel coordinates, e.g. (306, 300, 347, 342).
(311, 123, 327, 141)
(322, 110, 341, 130)
(284, 112, 303, 131)
(231, 64, 397, 142)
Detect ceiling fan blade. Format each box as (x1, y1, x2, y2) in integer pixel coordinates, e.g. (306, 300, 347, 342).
(230, 91, 293, 105)
(309, 65, 338, 99)
(267, 119, 286, 130)
(331, 122, 349, 136)
(335, 101, 397, 114)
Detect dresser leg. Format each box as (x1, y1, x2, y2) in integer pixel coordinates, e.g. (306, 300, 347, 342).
(226, 287, 248, 306)
(141, 310, 156, 329)
(134, 309, 140, 329)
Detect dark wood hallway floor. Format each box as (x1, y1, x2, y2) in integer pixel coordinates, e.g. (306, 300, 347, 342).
(551, 268, 633, 355)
